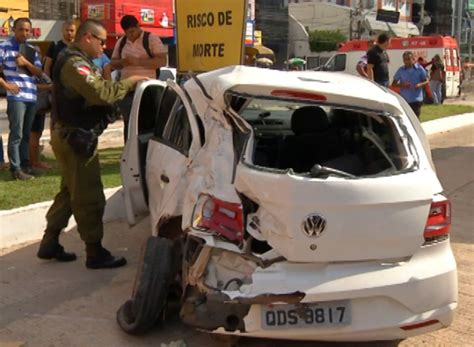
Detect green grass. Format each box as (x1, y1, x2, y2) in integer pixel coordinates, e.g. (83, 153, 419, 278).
(0, 147, 123, 210)
(420, 104, 474, 122)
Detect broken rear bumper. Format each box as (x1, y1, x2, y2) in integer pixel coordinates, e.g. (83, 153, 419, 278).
(181, 241, 457, 341)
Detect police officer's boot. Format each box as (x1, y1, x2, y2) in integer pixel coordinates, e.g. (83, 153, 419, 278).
(85, 242, 127, 269)
(37, 230, 77, 262)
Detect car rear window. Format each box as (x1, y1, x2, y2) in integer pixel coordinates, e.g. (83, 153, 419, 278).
(233, 96, 415, 178)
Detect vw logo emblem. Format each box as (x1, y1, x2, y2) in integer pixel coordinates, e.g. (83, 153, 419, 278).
(301, 214, 326, 238)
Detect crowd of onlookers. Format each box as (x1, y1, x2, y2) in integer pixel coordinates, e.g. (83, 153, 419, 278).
(356, 33, 472, 119)
(0, 15, 166, 180)
(1, 19, 472, 178)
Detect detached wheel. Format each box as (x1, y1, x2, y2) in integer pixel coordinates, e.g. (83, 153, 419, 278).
(117, 236, 174, 335)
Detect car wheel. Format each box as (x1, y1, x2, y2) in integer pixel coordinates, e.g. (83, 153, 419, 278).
(116, 236, 174, 335)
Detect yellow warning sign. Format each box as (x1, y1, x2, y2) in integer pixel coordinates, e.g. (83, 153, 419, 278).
(175, 0, 246, 73)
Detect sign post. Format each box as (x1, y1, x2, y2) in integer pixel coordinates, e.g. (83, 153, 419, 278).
(175, 0, 247, 73)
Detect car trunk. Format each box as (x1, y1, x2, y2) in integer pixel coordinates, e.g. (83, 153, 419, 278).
(228, 94, 435, 262)
(235, 166, 434, 262)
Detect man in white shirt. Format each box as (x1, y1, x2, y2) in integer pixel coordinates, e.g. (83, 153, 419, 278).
(111, 15, 167, 142)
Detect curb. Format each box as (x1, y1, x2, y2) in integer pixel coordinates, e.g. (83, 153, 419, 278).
(422, 112, 474, 136)
(1, 112, 473, 250)
(0, 187, 128, 249)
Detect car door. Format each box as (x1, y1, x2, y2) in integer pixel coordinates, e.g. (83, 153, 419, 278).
(145, 82, 202, 232)
(121, 80, 166, 226)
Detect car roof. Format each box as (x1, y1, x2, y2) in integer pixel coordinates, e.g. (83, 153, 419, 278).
(187, 65, 403, 113)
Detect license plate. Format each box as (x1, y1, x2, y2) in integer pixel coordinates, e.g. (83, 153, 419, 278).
(261, 300, 351, 330)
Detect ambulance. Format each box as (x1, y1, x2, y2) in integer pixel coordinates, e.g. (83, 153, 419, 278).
(321, 35, 461, 98)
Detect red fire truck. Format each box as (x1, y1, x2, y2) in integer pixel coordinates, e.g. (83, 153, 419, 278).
(80, 0, 174, 52)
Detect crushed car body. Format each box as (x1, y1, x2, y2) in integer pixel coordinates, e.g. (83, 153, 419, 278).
(118, 66, 457, 341)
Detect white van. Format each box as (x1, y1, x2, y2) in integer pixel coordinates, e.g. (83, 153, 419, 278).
(321, 35, 461, 97)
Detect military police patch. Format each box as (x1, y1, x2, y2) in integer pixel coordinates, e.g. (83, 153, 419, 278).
(73, 61, 92, 76)
(73, 61, 97, 84)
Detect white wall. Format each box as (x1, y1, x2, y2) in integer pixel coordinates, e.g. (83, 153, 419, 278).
(289, 2, 352, 37)
(288, 14, 311, 57)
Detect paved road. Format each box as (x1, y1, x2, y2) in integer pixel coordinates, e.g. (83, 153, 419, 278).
(0, 126, 473, 347)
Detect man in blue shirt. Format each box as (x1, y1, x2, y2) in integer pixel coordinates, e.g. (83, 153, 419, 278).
(392, 51, 429, 119)
(0, 17, 43, 180)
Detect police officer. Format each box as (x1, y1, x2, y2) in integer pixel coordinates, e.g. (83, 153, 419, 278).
(37, 19, 147, 269)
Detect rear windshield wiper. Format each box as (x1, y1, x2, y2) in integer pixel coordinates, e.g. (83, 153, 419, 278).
(310, 164, 357, 179)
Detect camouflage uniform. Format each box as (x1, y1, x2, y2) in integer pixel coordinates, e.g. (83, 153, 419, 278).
(44, 45, 134, 245)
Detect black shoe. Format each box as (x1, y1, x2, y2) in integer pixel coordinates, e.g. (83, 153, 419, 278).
(86, 247, 127, 269)
(37, 243, 77, 262)
(22, 166, 43, 176)
(11, 170, 34, 181)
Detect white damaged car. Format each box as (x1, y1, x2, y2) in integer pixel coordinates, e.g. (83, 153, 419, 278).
(117, 66, 457, 341)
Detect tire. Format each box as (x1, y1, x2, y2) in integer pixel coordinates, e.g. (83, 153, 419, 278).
(116, 236, 174, 335)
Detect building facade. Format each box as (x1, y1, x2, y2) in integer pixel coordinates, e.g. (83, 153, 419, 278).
(28, 0, 78, 20)
(290, 0, 418, 39)
(255, 0, 289, 67)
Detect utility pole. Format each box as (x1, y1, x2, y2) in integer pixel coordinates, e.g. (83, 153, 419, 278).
(456, 0, 464, 43)
(419, 0, 425, 35)
(350, 0, 364, 40)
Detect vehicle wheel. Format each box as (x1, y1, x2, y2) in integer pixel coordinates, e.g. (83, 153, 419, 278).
(116, 236, 174, 335)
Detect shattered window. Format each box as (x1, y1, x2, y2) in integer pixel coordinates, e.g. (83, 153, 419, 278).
(236, 96, 415, 178)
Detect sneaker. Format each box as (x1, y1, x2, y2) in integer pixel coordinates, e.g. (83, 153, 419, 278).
(11, 170, 34, 181)
(86, 247, 127, 269)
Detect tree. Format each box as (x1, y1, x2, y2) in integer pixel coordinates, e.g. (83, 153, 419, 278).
(308, 29, 347, 52)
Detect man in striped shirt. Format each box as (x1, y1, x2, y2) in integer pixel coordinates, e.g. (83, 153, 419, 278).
(0, 17, 43, 180)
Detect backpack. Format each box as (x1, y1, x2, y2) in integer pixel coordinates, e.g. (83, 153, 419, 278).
(118, 31, 160, 79)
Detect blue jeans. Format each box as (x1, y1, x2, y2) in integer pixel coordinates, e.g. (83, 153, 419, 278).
(7, 100, 37, 172)
(430, 80, 443, 104)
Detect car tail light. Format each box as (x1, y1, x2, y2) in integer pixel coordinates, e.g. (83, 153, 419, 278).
(423, 195, 451, 241)
(192, 195, 244, 244)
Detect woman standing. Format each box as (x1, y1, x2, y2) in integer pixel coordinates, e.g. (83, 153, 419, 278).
(429, 55, 445, 104)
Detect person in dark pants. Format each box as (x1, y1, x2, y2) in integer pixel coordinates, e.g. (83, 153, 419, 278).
(36, 19, 148, 269)
(29, 45, 53, 170)
(392, 51, 429, 119)
(367, 33, 390, 87)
